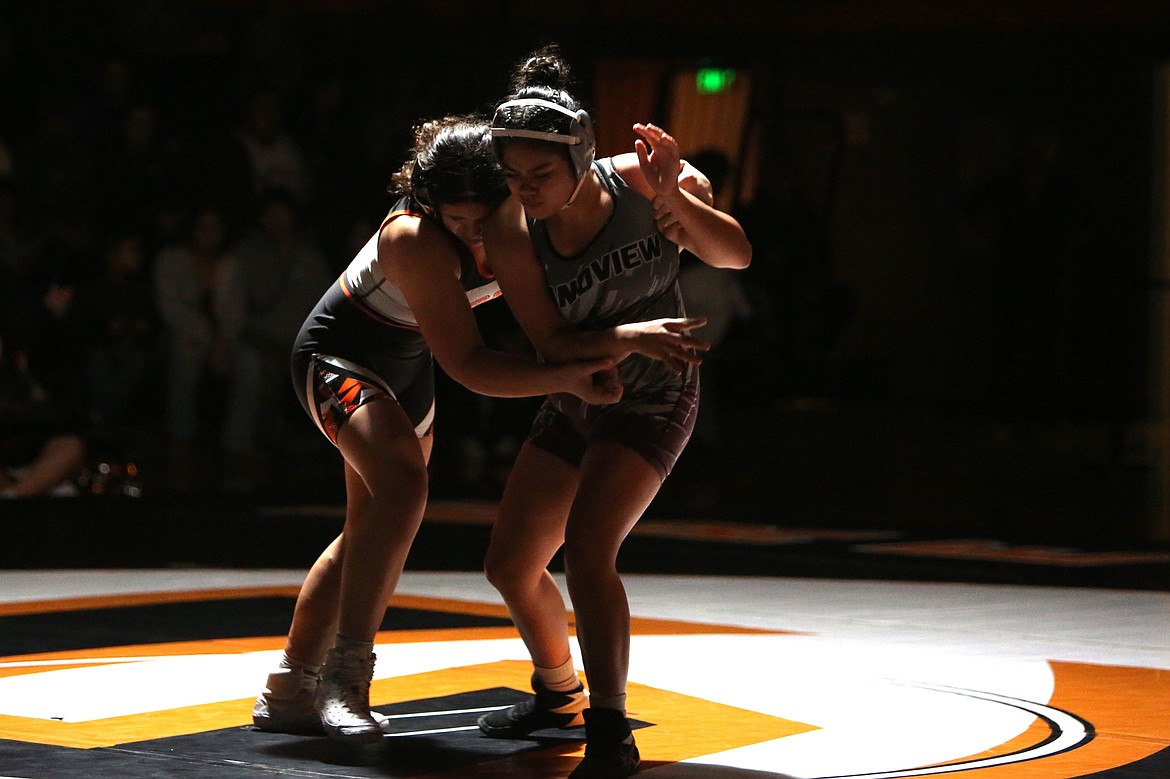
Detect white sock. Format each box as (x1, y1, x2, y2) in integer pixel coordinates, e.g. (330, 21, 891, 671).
(279, 651, 320, 674)
(335, 634, 375, 653)
(534, 656, 581, 692)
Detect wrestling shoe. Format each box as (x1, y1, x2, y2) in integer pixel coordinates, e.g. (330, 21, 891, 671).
(569, 707, 641, 778)
(253, 664, 390, 735)
(253, 665, 322, 734)
(477, 672, 587, 737)
(316, 644, 383, 743)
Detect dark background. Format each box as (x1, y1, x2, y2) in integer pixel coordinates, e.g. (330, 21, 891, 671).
(3, 0, 1170, 548)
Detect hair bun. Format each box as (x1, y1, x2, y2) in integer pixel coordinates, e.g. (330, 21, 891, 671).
(510, 44, 572, 92)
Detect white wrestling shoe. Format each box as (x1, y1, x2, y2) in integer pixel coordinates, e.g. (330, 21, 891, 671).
(316, 643, 383, 743)
(253, 662, 389, 736)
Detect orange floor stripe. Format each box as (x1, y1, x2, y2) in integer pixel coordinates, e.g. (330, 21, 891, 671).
(908, 661, 1170, 778)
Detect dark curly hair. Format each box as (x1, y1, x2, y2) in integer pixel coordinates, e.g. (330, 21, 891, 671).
(389, 115, 508, 210)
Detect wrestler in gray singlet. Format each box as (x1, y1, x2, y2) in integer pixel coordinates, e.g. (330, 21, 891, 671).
(526, 158, 698, 477)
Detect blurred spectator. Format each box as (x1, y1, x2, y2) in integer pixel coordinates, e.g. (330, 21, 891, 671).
(232, 187, 331, 452)
(0, 177, 43, 279)
(294, 71, 370, 262)
(78, 227, 163, 437)
(0, 340, 87, 499)
(678, 149, 753, 457)
(153, 205, 259, 492)
(15, 92, 95, 218)
(75, 56, 137, 154)
(960, 125, 1099, 421)
(0, 244, 89, 499)
(726, 173, 857, 402)
(232, 86, 312, 209)
(92, 100, 182, 235)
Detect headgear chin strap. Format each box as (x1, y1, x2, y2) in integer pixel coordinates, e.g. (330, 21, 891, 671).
(491, 98, 597, 208)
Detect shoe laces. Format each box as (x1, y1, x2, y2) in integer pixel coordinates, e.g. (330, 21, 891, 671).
(329, 654, 374, 715)
(298, 669, 321, 696)
(337, 679, 371, 715)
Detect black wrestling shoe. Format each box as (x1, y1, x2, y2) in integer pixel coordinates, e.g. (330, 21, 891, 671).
(569, 707, 641, 778)
(477, 673, 587, 737)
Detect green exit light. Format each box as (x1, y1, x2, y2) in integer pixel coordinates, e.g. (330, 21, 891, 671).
(696, 68, 736, 94)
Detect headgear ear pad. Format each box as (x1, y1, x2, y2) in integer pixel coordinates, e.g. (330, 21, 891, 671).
(490, 98, 596, 179)
(410, 159, 434, 214)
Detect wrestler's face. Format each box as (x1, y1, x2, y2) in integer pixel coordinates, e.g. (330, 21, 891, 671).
(500, 141, 577, 219)
(437, 201, 494, 248)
